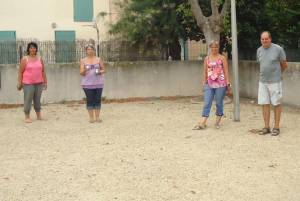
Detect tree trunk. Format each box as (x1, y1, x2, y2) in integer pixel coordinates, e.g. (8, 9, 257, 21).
(188, 0, 230, 44)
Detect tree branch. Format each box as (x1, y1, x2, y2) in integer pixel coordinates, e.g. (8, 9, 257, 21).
(211, 0, 218, 16)
(188, 0, 206, 28)
(220, 0, 231, 18)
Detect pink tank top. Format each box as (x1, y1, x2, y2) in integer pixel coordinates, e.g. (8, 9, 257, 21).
(22, 56, 44, 84)
(206, 57, 227, 88)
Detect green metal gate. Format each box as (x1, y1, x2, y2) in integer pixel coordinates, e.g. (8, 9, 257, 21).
(55, 31, 76, 63)
(0, 31, 17, 64)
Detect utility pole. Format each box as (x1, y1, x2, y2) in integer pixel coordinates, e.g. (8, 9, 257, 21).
(93, 20, 100, 57)
(231, 0, 240, 121)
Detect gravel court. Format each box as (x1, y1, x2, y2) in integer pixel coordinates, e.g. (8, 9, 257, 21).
(0, 99, 299, 201)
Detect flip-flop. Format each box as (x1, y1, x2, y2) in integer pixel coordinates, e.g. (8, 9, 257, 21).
(248, 128, 271, 135)
(192, 124, 207, 130)
(248, 128, 262, 134)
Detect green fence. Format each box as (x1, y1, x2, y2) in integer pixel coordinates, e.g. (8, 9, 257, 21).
(0, 40, 86, 64)
(0, 40, 165, 64)
(0, 41, 18, 64)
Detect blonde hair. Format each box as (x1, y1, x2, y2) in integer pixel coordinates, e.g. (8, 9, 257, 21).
(208, 40, 220, 48)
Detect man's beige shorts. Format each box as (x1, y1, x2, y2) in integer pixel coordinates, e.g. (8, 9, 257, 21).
(258, 82, 282, 106)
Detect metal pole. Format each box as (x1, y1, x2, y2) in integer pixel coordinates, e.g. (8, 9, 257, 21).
(231, 0, 240, 121)
(19, 46, 23, 61)
(96, 27, 100, 57)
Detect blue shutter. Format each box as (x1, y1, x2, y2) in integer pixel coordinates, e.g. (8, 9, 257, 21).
(0, 31, 16, 41)
(74, 0, 93, 22)
(0, 31, 17, 64)
(55, 31, 76, 63)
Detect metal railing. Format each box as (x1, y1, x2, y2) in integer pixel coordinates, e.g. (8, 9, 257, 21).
(0, 39, 165, 64)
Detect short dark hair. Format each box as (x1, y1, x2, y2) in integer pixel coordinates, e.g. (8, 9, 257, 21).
(261, 31, 272, 39)
(26, 42, 38, 55)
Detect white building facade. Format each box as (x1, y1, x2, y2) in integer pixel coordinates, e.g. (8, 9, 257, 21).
(0, 0, 119, 41)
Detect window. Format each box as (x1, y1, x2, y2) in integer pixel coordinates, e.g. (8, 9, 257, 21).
(74, 0, 93, 22)
(55, 31, 76, 63)
(0, 31, 17, 64)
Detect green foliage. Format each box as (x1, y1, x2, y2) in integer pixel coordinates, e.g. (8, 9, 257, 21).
(175, 1, 204, 41)
(235, 0, 270, 48)
(109, 0, 300, 58)
(230, 0, 300, 49)
(264, 0, 300, 48)
(110, 0, 182, 46)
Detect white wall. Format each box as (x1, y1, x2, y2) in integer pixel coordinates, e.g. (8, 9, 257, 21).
(0, 0, 112, 41)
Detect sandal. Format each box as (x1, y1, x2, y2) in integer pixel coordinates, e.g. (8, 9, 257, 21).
(215, 116, 222, 129)
(192, 124, 207, 130)
(271, 128, 280, 136)
(249, 128, 261, 134)
(258, 127, 271, 135)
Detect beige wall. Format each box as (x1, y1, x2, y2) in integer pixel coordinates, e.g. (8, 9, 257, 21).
(1, 61, 300, 107)
(0, 0, 116, 41)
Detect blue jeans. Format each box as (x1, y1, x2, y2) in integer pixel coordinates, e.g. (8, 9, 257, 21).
(83, 88, 103, 110)
(202, 84, 227, 117)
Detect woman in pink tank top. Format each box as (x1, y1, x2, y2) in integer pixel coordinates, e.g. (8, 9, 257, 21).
(17, 42, 47, 123)
(193, 40, 231, 130)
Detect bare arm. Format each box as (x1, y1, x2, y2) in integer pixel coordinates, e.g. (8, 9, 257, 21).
(17, 58, 26, 90)
(41, 59, 47, 84)
(80, 59, 87, 76)
(280, 60, 288, 72)
(203, 57, 208, 86)
(221, 55, 230, 85)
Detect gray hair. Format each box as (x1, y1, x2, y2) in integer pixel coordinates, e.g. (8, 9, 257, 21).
(85, 44, 96, 51)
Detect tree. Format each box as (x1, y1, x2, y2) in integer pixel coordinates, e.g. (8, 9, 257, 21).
(108, 0, 300, 61)
(188, 0, 230, 44)
(110, 0, 186, 60)
(265, 0, 300, 48)
(230, 0, 300, 60)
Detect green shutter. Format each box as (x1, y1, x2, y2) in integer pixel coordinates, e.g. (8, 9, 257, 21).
(55, 31, 76, 63)
(0, 31, 17, 64)
(74, 0, 93, 22)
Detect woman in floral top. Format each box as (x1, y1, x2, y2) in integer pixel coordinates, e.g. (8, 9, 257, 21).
(193, 40, 231, 130)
